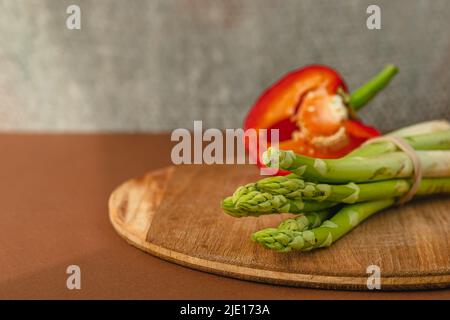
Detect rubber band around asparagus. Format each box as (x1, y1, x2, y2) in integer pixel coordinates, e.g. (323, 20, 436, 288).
(362, 136, 422, 204)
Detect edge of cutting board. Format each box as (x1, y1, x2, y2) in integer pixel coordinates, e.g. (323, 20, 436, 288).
(108, 166, 450, 291)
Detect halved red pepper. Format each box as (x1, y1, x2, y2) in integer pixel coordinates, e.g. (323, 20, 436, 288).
(244, 64, 398, 171)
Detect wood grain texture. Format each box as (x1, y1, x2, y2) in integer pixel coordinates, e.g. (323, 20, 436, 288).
(109, 165, 450, 290)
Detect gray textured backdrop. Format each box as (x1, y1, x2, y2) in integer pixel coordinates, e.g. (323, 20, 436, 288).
(0, 0, 449, 132)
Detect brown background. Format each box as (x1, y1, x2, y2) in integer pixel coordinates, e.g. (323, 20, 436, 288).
(1, 134, 449, 299)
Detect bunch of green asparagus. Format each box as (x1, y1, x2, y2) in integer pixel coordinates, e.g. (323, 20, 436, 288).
(221, 120, 450, 252)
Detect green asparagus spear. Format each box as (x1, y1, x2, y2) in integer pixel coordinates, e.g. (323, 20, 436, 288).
(254, 175, 450, 203)
(388, 120, 450, 138)
(252, 199, 395, 252)
(345, 130, 450, 158)
(222, 182, 336, 217)
(263, 147, 450, 183)
(221, 187, 337, 217)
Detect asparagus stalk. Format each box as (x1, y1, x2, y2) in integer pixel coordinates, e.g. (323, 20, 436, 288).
(254, 175, 450, 203)
(252, 199, 395, 252)
(389, 120, 450, 138)
(223, 176, 450, 217)
(345, 130, 450, 158)
(221, 187, 337, 217)
(346, 120, 450, 158)
(263, 148, 450, 183)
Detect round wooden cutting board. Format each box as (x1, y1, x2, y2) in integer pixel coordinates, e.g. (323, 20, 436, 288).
(108, 165, 450, 290)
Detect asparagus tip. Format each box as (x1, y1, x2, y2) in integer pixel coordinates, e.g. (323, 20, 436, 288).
(221, 197, 243, 217)
(262, 147, 296, 169)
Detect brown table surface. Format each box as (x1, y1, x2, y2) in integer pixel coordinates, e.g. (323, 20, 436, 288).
(1, 133, 449, 299)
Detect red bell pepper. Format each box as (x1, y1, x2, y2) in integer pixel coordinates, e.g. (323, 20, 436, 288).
(244, 64, 398, 170)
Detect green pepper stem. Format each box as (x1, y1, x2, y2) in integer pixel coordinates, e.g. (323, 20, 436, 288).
(348, 64, 399, 111)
